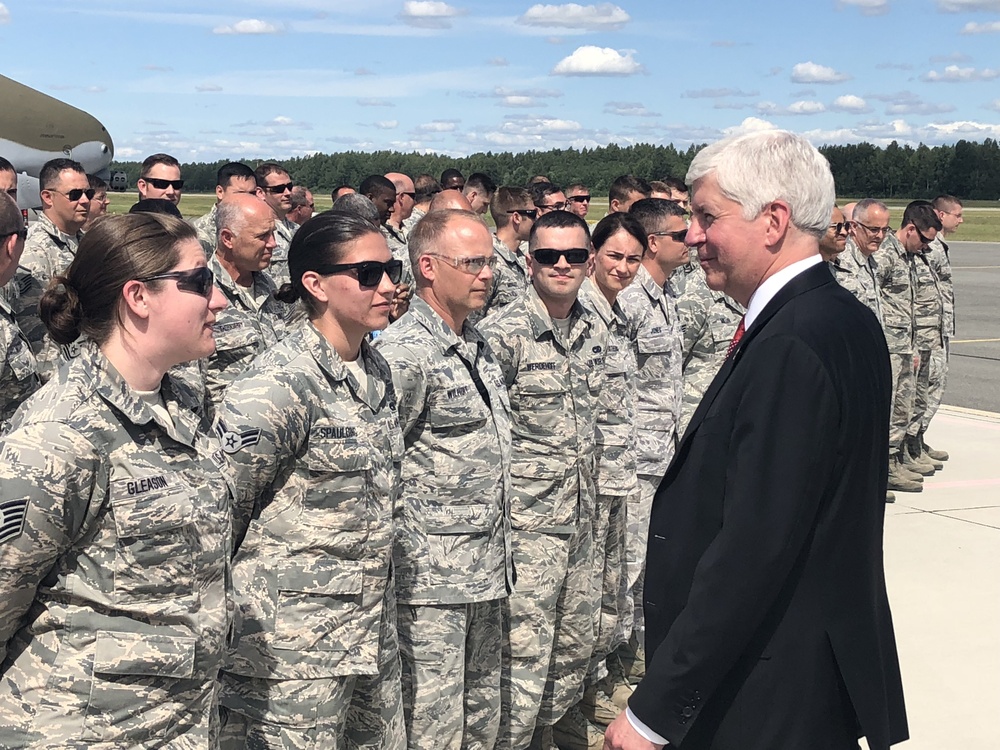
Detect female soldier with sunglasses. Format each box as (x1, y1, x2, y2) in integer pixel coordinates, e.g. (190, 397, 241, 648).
(0, 212, 232, 747)
(216, 211, 406, 750)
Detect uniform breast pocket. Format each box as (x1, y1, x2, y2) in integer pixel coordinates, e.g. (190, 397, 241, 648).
(272, 558, 365, 652)
(6, 335, 38, 381)
(109, 480, 196, 601)
(303, 440, 372, 531)
(212, 322, 263, 366)
(516, 371, 565, 432)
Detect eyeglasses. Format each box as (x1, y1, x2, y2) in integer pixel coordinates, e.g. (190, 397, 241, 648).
(315, 259, 403, 287)
(426, 253, 497, 274)
(138, 266, 215, 297)
(141, 177, 184, 191)
(507, 209, 538, 220)
(536, 202, 567, 212)
(650, 229, 688, 243)
(828, 222, 849, 234)
(531, 247, 590, 265)
(1, 227, 28, 242)
(261, 182, 294, 194)
(568, 195, 591, 203)
(940, 210, 963, 218)
(854, 221, 890, 236)
(47, 187, 96, 202)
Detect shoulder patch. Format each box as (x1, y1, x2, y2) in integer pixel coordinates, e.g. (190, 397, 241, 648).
(0, 498, 29, 545)
(215, 419, 263, 455)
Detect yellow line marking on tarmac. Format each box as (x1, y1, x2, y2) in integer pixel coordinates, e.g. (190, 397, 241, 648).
(952, 338, 1000, 344)
(953, 265, 1000, 269)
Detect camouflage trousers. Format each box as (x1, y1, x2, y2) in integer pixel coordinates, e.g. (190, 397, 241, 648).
(588, 489, 629, 680)
(218, 592, 404, 750)
(923, 341, 949, 433)
(500, 522, 595, 749)
(889, 352, 916, 452)
(618, 475, 660, 649)
(908, 347, 935, 437)
(397, 599, 503, 750)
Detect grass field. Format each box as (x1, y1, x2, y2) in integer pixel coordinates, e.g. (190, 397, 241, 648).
(107, 192, 1000, 242)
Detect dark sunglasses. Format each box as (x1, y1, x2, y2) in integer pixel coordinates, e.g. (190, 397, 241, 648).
(138, 266, 215, 297)
(507, 209, 538, 220)
(4, 188, 17, 198)
(261, 182, 294, 194)
(568, 195, 591, 203)
(532, 247, 590, 265)
(2, 227, 28, 242)
(829, 222, 849, 234)
(914, 227, 934, 246)
(316, 259, 403, 287)
(49, 187, 96, 202)
(650, 229, 688, 243)
(142, 177, 184, 191)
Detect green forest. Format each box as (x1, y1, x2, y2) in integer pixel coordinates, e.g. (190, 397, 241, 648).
(111, 138, 1000, 200)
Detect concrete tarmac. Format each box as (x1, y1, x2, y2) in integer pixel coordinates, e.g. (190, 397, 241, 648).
(874, 405, 1000, 749)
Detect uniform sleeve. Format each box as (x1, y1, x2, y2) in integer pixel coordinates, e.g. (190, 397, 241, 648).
(0, 422, 101, 661)
(372, 342, 427, 437)
(480, 322, 519, 387)
(215, 373, 308, 544)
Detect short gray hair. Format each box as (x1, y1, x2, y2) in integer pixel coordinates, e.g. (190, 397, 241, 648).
(686, 130, 835, 238)
(215, 200, 248, 247)
(853, 198, 889, 224)
(332, 193, 380, 227)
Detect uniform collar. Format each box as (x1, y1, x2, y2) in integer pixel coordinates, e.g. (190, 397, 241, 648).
(303, 320, 386, 410)
(523, 283, 592, 346)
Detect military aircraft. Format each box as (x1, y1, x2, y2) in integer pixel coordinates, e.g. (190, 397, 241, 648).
(0, 74, 114, 209)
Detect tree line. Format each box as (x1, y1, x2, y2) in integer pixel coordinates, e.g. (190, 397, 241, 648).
(111, 138, 1000, 200)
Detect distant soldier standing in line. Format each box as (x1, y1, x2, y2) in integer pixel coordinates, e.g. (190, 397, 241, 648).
(375, 209, 513, 750)
(217, 212, 406, 750)
(838, 199, 888, 325)
(0, 192, 39, 425)
(473, 186, 534, 323)
(481, 210, 606, 750)
(191, 162, 258, 251)
(254, 162, 298, 287)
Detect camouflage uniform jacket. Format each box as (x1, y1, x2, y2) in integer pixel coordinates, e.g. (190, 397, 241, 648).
(0, 295, 40, 428)
(267, 217, 298, 288)
(617, 264, 684, 477)
(374, 296, 514, 605)
(480, 284, 606, 535)
(911, 250, 945, 350)
(926, 236, 955, 337)
(579, 278, 639, 496)
(0, 341, 232, 748)
(380, 223, 415, 289)
(837, 238, 884, 326)
(671, 261, 743, 436)
(13, 214, 82, 380)
(402, 207, 426, 236)
(873, 234, 916, 354)
(218, 320, 403, 680)
(191, 204, 217, 248)
(200, 253, 290, 409)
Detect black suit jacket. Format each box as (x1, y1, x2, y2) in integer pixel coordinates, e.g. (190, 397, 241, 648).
(630, 262, 907, 750)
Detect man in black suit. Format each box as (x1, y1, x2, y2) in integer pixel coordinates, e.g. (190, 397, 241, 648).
(603, 130, 907, 750)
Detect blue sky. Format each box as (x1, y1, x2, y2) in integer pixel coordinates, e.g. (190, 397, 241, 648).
(2, 0, 1000, 162)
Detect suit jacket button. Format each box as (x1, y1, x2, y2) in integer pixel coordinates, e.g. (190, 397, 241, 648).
(682, 706, 694, 718)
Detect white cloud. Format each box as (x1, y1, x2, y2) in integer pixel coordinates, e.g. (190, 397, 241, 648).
(787, 100, 826, 115)
(961, 21, 1000, 34)
(723, 117, 778, 136)
(937, 0, 1000, 10)
(373, 121, 399, 129)
(500, 96, 538, 108)
(551, 46, 642, 76)
(922, 65, 1000, 82)
(195, 83, 223, 92)
(989, 100, 1000, 112)
(0, 4, 9, 24)
(836, 0, 890, 15)
(683, 87, 758, 98)
(923, 120, 1000, 138)
(357, 98, 394, 107)
(603, 101, 661, 117)
(517, 3, 630, 30)
(416, 120, 459, 132)
(831, 94, 871, 113)
(399, 1, 465, 28)
(791, 61, 851, 83)
(213, 19, 282, 35)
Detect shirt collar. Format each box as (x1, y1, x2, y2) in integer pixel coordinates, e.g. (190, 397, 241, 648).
(744, 254, 823, 330)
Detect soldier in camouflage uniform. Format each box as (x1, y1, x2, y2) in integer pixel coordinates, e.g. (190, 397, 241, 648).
(838, 199, 888, 326)
(13, 158, 91, 381)
(255, 163, 299, 288)
(473, 187, 534, 325)
(187, 196, 292, 416)
(672, 246, 744, 437)
(903, 201, 945, 476)
(0, 213, 233, 748)
(217, 211, 406, 750)
(480, 210, 607, 750)
(571, 213, 647, 746)
(616, 199, 687, 666)
(190, 162, 258, 252)
(873, 202, 934, 493)
(401, 174, 441, 236)
(0, 194, 39, 427)
(374, 210, 513, 750)
(363, 175, 415, 322)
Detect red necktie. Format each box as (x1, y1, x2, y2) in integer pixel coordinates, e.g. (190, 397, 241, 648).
(726, 317, 745, 358)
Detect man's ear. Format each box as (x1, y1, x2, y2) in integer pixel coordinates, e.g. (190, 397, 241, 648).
(762, 200, 792, 249)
